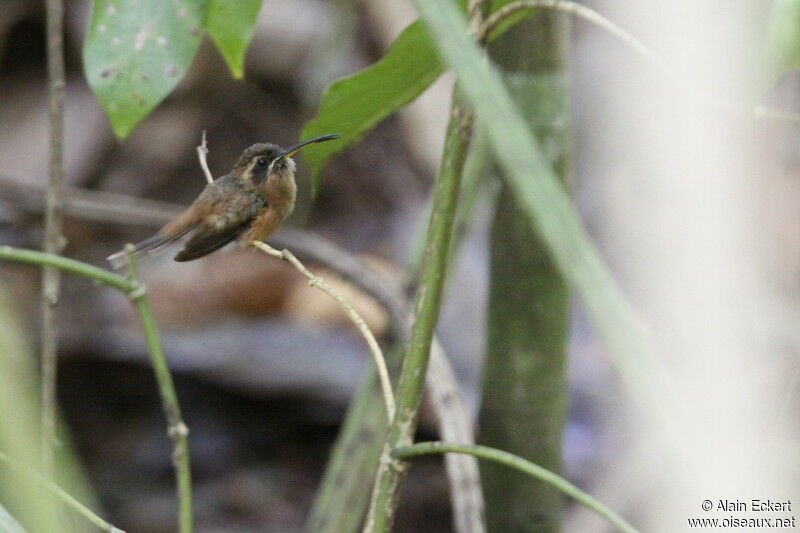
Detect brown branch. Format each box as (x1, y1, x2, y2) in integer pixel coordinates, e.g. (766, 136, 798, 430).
(40, 0, 66, 476)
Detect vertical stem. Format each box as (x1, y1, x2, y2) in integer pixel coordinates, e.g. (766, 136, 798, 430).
(132, 294, 192, 533)
(127, 245, 192, 533)
(40, 0, 66, 476)
(363, 4, 488, 530)
(363, 95, 473, 532)
(478, 12, 571, 532)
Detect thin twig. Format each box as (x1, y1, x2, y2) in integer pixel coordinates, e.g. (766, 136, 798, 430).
(363, 88, 478, 533)
(392, 442, 639, 533)
(478, 0, 800, 125)
(40, 0, 66, 476)
(0, 451, 125, 533)
(252, 241, 396, 421)
(197, 130, 213, 184)
(0, 245, 192, 532)
(124, 248, 193, 533)
(467, 0, 488, 36)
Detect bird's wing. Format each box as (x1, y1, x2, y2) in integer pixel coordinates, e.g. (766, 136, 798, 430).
(173, 181, 264, 262)
(172, 220, 251, 262)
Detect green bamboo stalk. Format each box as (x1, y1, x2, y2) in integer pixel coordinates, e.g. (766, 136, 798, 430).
(392, 442, 638, 533)
(363, 93, 474, 532)
(0, 452, 124, 533)
(0, 246, 193, 533)
(478, 9, 571, 531)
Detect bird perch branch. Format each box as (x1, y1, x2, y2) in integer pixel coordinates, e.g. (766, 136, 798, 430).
(252, 242, 396, 421)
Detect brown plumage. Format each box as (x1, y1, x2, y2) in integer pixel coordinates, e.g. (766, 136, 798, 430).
(107, 135, 338, 269)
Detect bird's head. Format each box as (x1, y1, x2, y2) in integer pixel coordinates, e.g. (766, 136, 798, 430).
(234, 134, 339, 185)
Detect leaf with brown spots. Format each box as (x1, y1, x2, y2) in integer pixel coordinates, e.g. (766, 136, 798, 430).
(83, 0, 208, 138)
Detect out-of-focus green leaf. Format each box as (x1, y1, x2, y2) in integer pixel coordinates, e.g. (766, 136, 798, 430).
(83, 0, 208, 139)
(300, 20, 443, 192)
(0, 504, 26, 533)
(206, 0, 264, 79)
(765, 0, 800, 86)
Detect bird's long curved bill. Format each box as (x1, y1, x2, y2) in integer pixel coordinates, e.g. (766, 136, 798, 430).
(275, 134, 340, 161)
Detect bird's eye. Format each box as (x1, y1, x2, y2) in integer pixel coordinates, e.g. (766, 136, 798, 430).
(257, 158, 268, 167)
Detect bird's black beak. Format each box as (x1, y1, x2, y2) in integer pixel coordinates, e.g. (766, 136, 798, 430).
(274, 134, 340, 163)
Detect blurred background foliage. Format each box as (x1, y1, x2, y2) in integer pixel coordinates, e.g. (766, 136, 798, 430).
(0, 0, 799, 531)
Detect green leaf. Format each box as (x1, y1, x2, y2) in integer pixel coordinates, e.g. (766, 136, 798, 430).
(299, 0, 534, 194)
(764, 0, 800, 86)
(0, 503, 27, 533)
(83, 0, 208, 139)
(300, 20, 444, 193)
(206, 0, 264, 79)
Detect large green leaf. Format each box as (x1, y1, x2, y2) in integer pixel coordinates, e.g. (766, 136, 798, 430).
(0, 504, 26, 533)
(764, 0, 800, 86)
(300, 20, 443, 192)
(206, 0, 264, 79)
(83, 0, 207, 139)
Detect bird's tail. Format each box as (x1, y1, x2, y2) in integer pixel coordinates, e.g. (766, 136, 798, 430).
(106, 225, 197, 270)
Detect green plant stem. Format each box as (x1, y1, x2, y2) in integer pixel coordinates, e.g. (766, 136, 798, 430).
(363, 93, 473, 532)
(0, 247, 131, 291)
(124, 247, 191, 533)
(0, 451, 124, 533)
(403, 124, 493, 291)
(412, 0, 681, 447)
(132, 296, 192, 533)
(392, 442, 639, 533)
(0, 246, 193, 533)
(41, 0, 66, 477)
(478, 9, 570, 532)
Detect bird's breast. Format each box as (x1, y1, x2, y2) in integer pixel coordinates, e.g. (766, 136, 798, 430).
(263, 174, 297, 221)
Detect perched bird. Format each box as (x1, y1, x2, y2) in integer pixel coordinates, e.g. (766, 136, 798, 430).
(107, 134, 338, 269)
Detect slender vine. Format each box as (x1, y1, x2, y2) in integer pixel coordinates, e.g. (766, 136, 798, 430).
(392, 442, 639, 533)
(0, 246, 193, 533)
(40, 0, 67, 477)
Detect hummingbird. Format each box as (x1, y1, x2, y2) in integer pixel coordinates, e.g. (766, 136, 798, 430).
(107, 134, 339, 269)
